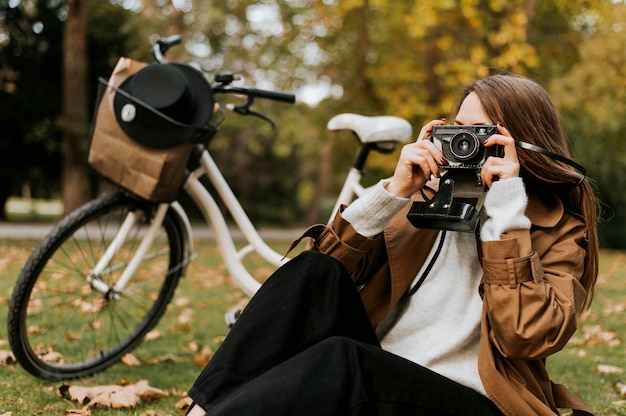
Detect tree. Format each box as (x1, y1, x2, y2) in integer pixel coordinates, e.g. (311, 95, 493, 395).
(60, 0, 91, 214)
(549, 1, 626, 248)
(0, 0, 139, 218)
(0, 0, 64, 218)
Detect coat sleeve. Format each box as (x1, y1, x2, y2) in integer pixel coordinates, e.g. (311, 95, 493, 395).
(479, 213, 589, 360)
(289, 206, 387, 286)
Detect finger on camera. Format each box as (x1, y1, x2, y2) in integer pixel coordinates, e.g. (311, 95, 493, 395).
(484, 133, 515, 148)
(417, 119, 446, 141)
(402, 150, 438, 178)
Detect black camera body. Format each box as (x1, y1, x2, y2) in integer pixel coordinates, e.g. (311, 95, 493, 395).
(407, 125, 502, 232)
(430, 125, 502, 170)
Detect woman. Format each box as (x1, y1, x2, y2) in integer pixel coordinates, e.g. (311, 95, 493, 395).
(185, 74, 598, 415)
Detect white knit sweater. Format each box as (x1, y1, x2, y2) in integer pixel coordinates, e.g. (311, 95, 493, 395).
(341, 177, 530, 396)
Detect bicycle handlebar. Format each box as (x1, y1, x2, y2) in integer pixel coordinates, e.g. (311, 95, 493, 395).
(152, 35, 296, 107)
(213, 84, 296, 104)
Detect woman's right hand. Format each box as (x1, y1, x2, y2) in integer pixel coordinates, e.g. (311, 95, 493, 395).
(385, 119, 447, 198)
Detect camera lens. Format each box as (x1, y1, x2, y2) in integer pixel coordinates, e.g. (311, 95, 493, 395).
(450, 131, 480, 161)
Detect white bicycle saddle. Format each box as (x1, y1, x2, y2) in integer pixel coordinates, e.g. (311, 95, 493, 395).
(327, 113, 412, 150)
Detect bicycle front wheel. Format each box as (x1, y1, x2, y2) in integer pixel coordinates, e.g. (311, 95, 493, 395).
(7, 191, 187, 380)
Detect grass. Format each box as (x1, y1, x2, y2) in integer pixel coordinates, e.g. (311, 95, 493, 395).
(0, 238, 290, 415)
(0, 239, 625, 415)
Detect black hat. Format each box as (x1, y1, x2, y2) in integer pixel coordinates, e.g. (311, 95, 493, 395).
(113, 63, 215, 148)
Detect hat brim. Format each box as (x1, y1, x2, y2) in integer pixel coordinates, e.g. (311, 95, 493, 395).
(113, 63, 215, 149)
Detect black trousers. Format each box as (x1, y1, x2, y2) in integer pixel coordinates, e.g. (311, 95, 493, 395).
(188, 251, 503, 415)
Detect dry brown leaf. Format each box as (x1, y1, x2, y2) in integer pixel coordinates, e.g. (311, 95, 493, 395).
(177, 308, 194, 324)
(175, 395, 194, 410)
(1, 412, 14, 416)
(616, 382, 626, 396)
(175, 297, 191, 307)
(65, 333, 82, 341)
(58, 379, 167, 409)
(604, 304, 625, 315)
(67, 386, 94, 404)
(212, 336, 226, 346)
(126, 379, 168, 400)
(146, 353, 176, 364)
(143, 329, 162, 341)
(597, 364, 624, 374)
(33, 344, 65, 363)
(64, 408, 91, 415)
(86, 394, 112, 408)
(578, 325, 622, 346)
(193, 345, 214, 367)
(109, 390, 140, 408)
(121, 353, 142, 366)
(0, 350, 16, 366)
(116, 378, 132, 386)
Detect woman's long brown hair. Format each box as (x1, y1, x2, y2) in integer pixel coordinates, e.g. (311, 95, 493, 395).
(454, 74, 599, 310)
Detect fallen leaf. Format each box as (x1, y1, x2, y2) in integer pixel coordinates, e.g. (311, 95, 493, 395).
(67, 385, 94, 404)
(109, 390, 140, 408)
(193, 345, 214, 367)
(616, 382, 626, 396)
(146, 353, 176, 364)
(143, 329, 162, 341)
(86, 392, 112, 408)
(58, 379, 168, 409)
(116, 378, 131, 386)
(126, 379, 168, 400)
(597, 364, 624, 374)
(175, 395, 194, 410)
(0, 350, 16, 366)
(175, 297, 191, 307)
(64, 409, 91, 415)
(32, 344, 64, 363)
(121, 353, 142, 366)
(177, 308, 194, 324)
(577, 325, 622, 346)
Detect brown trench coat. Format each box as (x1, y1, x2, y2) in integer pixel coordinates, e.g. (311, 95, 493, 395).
(291, 185, 594, 416)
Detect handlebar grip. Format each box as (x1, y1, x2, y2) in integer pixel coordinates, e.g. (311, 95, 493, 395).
(249, 88, 296, 103)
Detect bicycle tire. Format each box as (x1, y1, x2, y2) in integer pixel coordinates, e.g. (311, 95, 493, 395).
(7, 191, 187, 380)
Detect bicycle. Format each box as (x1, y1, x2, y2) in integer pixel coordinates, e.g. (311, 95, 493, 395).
(7, 35, 412, 381)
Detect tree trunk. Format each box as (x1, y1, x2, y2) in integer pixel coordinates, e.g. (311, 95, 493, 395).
(61, 0, 91, 216)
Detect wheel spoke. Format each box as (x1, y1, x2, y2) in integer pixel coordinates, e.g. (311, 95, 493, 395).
(8, 192, 185, 379)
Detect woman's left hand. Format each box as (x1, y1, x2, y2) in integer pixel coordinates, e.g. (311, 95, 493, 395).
(480, 123, 520, 188)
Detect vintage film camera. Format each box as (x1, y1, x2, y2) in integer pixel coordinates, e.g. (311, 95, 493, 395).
(407, 125, 503, 232)
(431, 125, 502, 170)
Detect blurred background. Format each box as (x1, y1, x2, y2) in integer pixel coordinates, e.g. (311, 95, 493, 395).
(1, 0, 625, 247)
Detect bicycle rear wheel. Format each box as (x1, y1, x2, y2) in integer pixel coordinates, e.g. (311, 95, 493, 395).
(7, 191, 187, 380)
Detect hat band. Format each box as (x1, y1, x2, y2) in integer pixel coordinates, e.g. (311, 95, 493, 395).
(100, 77, 216, 133)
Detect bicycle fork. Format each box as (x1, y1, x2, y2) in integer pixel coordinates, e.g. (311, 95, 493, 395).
(87, 203, 169, 299)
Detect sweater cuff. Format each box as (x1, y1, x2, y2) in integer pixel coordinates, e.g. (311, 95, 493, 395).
(479, 177, 531, 241)
(341, 179, 410, 237)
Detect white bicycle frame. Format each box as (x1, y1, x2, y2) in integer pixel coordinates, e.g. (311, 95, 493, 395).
(89, 113, 411, 301)
(88, 145, 367, 300)
(181, 149, 368, 296)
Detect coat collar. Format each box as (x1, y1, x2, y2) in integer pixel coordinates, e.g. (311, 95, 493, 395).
(526, 193, 563, 228)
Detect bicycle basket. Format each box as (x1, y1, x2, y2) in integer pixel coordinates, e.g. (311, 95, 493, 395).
(87, 57, 216, 202)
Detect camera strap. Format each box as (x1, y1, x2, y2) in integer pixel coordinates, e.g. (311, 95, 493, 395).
(405, 230, 447, 296)
(515, 140, 586, 182)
